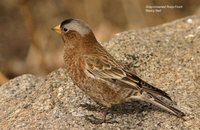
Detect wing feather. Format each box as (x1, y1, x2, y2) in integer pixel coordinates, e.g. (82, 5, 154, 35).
(84, 54, 171, 101)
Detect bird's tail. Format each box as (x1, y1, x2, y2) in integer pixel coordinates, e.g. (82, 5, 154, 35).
(126, 72, 185, 118)
(133, 91, 185, 118)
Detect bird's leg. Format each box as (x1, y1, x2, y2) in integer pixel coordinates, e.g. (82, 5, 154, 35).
(84, 107, 117, 124)
(84, 108, 108, 124)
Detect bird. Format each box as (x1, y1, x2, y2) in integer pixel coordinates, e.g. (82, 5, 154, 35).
(52, 18, 185, 123)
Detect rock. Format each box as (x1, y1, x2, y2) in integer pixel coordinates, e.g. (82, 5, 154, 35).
(0, 15, 200, 129)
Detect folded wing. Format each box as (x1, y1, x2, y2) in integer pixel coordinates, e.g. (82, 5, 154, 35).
(84, 54, 171, 100)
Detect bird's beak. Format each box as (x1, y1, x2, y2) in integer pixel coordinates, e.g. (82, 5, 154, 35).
(52, 24, 61, 34)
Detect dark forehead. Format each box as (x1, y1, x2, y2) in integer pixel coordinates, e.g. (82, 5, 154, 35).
(60, 19, 74, 28)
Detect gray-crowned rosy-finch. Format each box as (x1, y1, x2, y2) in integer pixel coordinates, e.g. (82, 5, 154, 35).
(52, 18, 185, 123)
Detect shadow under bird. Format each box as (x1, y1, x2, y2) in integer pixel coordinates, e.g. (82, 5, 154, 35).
(52, 18, 185, 123)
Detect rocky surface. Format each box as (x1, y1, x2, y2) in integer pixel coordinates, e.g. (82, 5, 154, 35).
(0, 15, 200, 130)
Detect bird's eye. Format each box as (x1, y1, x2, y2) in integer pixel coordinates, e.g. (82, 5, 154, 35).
(63, 27, 68, 33)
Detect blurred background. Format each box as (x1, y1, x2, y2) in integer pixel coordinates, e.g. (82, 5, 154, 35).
(0, 0, 200, 85)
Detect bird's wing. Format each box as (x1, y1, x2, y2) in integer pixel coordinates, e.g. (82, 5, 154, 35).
(84, 54, 172, 101)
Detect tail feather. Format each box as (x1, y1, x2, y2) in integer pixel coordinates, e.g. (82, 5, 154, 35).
(121, 71, 185, 117)
(148, 93, 185, 117)
(132, 92, 185, 118)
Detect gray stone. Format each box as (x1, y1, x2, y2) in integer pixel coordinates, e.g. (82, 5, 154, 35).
(0, 15, 200, 129)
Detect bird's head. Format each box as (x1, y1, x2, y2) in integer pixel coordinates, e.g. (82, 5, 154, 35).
(52, 18, 96, 46)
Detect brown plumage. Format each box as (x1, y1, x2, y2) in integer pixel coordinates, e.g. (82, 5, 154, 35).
(52, 18, 185, 122)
